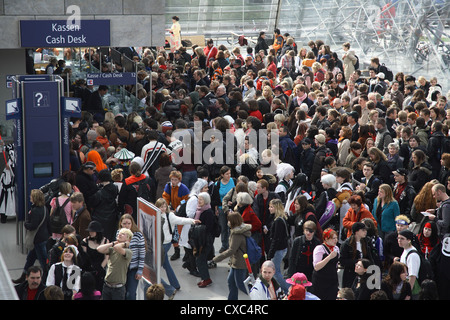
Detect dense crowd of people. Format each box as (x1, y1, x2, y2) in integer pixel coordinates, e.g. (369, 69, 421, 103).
(12, 27, 450, 301)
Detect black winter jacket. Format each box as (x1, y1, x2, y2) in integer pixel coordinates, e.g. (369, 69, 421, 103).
(24, 205, 50, 245)
(15, 282, 46, 300)
(339, 236, 373, 288)
(267, 217, 289, 260)
(408, 162, 432, 193)
(91, 182, 119, 241)
(75, 171, 99, 208)
(311, 145, 329, 184)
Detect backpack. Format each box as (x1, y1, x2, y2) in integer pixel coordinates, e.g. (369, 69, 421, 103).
(163, 99, 181, 121)
(353, 55, 360, 70)
(443, 136, 450, 155)
(374, 82, 387, 96)
(320, 147, 334, 166)
(382, 63, 394, 81)
(134, 177, 151, 201)
(176, 196, 195, 218)
(367, 236, 383, 269)
(241, 236, 262, 265)
(405, 249, 434, 285)
(202, 93, 218, 110)
(318, 192, 338, 228)
(49, 197, 71, 233)
(188, 224, 207, 256)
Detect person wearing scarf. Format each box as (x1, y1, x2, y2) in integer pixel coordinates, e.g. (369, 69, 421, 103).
(418, 221, 440, 259)
(289, 86, 310, 115)
(311, 228, 340, 300)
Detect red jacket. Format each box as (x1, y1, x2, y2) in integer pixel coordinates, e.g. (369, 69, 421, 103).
(249, 110, 263, 122)
(242, 205, 262, 233)
(204, 46, 218, 67)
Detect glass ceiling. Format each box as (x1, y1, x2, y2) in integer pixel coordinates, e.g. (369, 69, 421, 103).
(165, 0, 450, 92)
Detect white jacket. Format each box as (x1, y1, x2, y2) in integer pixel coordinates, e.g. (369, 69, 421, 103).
(249, 277, 284, 300)
(179, 195, 199, 248)
(161, 211, 196, 245)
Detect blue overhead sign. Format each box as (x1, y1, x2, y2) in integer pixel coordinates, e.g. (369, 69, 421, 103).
(86, 72, 137, 86)
(20, 20, 110, 47)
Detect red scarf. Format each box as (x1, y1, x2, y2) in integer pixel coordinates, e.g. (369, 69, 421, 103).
(351, 149, 360, 158)
(419, 234, 432, 255)
(324, 242, 335, 252)
(323, 229, 335, 252)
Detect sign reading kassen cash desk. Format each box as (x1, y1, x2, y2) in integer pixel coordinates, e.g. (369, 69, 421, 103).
(20, 20, 110, 47)
(86, 72, 137, 86)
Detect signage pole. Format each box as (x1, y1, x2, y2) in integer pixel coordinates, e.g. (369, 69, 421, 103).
(149, 71, 152, 107)
(19, 81, 26, 253)
(135, 63, 138, 109)
(66, 73, 69, 97)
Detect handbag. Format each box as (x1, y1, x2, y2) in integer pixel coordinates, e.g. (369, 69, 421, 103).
(167, 213, 180, 244)
(24, 207, 47, 250)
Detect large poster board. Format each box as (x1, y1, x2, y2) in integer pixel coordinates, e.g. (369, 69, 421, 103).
(137, 198, 161, 286)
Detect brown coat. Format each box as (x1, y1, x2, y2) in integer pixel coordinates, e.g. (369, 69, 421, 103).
(72, 207, 92, 239)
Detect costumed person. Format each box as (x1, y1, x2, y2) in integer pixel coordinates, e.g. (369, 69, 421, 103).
(111, 148, 135, 179)
(311, 228, 340, 300)
(430, 233, 450, 300)
(287, 220, 321, 282)
(274, 162, 295, 203)
(167, 16, 182, 53)
(284, 173, 311, 217)
(417, 221, 440, 260)
(333, 167, 354, 243)
(0, 143, 16, 223)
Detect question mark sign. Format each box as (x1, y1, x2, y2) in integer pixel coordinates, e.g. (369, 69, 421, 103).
(35, 93, 43, 107)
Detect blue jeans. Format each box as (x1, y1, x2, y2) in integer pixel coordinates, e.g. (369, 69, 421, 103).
(163, 243, 181, 289)
(182, 170, 198, 190)
(24, 241, 47, 273)
(126, 268, 139, 300)
(142, 276, 175, 298)
(218, 208, 229, 250)
(227, 268, 248, 300)
(272, 248, 290, 293)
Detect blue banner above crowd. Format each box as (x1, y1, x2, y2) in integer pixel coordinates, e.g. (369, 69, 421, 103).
(20, 20, 110, 47)
(86, 72, 137, 86)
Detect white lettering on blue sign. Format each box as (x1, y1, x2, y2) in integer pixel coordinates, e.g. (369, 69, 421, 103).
(51, 23, 81, 32)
